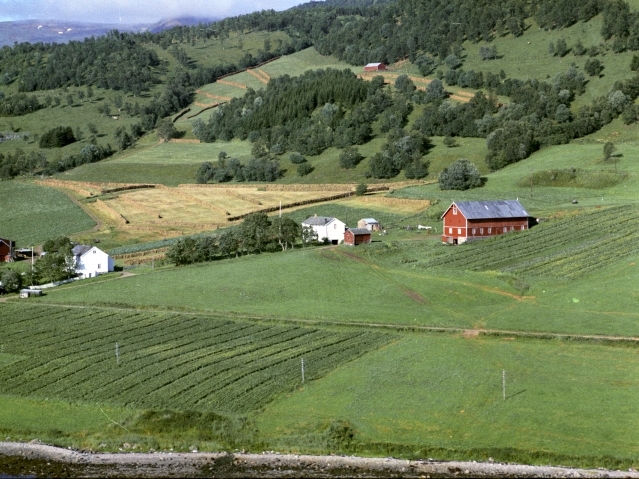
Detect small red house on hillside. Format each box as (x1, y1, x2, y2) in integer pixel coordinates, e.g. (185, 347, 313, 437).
(344, 228, 372, 246)
(364, 62, 386, 71)
(441, 200, 529, 245)
(0, 238, 15, 262)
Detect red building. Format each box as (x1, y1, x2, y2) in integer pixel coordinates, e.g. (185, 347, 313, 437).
(344, 228, 372, 246)
(441, 200, 529, 245)
(364, 63, 386, 71)
(0, 238, 15, 262)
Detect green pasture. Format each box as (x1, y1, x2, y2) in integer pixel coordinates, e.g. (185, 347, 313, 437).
(0, 86, 152, 159)
(0, 180, 95, 246)
(461, 15, 637, 109)
(258, 334, 639, 467)
(259, 47, 359, 78)
(34, 241, 639, 337)
(182, 30, 291, 67)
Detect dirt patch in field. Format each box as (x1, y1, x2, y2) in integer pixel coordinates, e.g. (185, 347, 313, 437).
(402, 288, 427, 304)
(463, 329, 481, 338)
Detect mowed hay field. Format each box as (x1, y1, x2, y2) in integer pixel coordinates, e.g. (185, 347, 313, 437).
(38, 179, 354, 240)
(0, 181, 95, 246)
(0, 303, 390, 414)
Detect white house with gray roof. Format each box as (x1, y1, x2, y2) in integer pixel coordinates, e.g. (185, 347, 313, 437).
(72, 245, 114, 279)
(301, 215, 346, 244)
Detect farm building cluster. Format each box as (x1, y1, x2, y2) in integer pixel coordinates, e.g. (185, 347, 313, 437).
(301, 215, 380, 246)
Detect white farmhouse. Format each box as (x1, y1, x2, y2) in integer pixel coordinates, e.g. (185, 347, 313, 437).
(72, 245, 115, 279)
(302, 215, 346, 244)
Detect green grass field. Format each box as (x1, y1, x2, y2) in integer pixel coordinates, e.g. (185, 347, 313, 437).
(32, 239, 639, 337)
(0, 180, 95, 246)
(258, 334, 639, 466)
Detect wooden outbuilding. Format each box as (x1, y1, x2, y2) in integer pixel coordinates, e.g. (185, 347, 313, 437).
(0, 238, 15, 262)
(344, 228, 372, 246)
(364, 63, 386, 71)
(357, 218, 381, 231)
(441, 200, 529, 245)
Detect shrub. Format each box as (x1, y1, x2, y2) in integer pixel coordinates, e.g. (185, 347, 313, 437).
(297, 162, 313, 176)
(0, 270, 21, 293)
(355, 183, 368, 196)
(289, 152, 306, 164)
(438, 158, 482, 190)
(338, 146, 363, 169)
(39, 126, 75, 148)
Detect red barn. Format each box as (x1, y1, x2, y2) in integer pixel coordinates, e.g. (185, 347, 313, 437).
(441, 200, 529, 245)
(344, 228, 372, 246)
(0, 238, 15, 262)
(364, 62, 386, 71)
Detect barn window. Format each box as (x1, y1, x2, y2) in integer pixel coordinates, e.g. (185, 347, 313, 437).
(480, 228, 484, 234)
(510, 226, 514, 231)
(452, 206, 457, 215)
(448, 227, 452, 234)
(457, 228, 462, 235)
(488, 228, 491, 234)
(503, 227, 507, 233)
(521, 225, 525, 230)
(472, 228, 476, 235)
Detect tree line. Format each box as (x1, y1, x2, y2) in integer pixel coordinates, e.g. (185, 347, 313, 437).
(166, 212, 309, 266)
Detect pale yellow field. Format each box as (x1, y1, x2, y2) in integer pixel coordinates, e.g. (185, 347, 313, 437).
(44, 180, 353, 238)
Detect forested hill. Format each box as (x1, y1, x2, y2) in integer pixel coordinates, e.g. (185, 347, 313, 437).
(2, 0, 639, 180)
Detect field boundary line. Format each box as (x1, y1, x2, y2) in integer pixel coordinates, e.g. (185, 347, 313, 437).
(17, 302, 639, 344)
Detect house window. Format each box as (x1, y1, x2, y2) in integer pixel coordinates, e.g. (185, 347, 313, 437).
(488, 228, 491, 234)
(93, 250, 96, 254)
(97, 264, 101, 269)
(480, 228, 484, 234)
(457, 228, 462, 235)
(448, 227, 452, 234)
(472, 228, 476, 235)
(452, 206, 457, 215)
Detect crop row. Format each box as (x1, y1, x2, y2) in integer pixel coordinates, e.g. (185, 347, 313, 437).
(421, 206, 639, 278)
(0, 304, 391, 413)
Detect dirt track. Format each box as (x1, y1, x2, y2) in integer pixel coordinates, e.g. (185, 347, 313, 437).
(1, 442, 637, 478)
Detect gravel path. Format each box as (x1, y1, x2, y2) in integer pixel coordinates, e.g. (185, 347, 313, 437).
(1, 442, 638, 478)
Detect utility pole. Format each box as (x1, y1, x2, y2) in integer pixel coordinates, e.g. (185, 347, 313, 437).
(502, 370, 506, 401)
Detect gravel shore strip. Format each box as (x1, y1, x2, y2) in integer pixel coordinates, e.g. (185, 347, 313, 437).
(1, 442, 638, 478)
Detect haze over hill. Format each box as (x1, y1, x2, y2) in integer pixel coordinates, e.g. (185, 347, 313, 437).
(0, 17, 222, 46)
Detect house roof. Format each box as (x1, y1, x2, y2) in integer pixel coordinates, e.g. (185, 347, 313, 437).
(302, 216, 340, 226)
(445, 200, 529, 220)
(72, 245, 93, 256)
(347, 228, 372, 235)
(365, 62, 384, 67)
(360, 218, 379, 223)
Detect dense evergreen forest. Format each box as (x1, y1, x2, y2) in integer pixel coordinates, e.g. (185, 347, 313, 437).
(2, 0, 639, 179)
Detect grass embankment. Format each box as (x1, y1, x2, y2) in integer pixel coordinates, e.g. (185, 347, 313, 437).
(0, 180, 95, 246)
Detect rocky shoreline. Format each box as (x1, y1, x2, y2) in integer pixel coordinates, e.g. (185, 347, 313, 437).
(1, 442, 638, 478)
